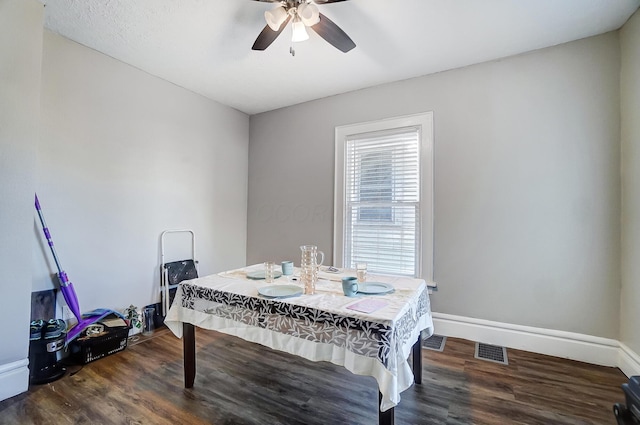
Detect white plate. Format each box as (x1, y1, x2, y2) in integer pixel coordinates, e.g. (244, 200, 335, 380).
(258, 285, 302, 298)
(357, 282, 394, 295)
(247, 270, 283, 280)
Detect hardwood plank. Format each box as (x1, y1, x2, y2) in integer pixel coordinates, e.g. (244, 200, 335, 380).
(0, 328, 627, 424)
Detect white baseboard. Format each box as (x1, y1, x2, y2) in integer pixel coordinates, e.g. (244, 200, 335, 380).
(619, 342, 640, 377)
(0, 358, 29, 402)
(432, 312, 628, 370)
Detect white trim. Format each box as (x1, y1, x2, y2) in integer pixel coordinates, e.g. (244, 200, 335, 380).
(619, 342, 640, 377)
(0, 358, 29, 402)
(432, 312, 620, 368)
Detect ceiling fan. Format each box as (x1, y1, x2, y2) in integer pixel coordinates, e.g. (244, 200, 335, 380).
(251, 0, 356, 54)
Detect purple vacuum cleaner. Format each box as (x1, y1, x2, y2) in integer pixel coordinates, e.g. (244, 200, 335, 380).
(35, 194, 121, 343)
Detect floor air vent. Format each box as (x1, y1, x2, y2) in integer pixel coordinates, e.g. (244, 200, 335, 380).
(423, 334, 446, 352)
(475, 342, 508, 365)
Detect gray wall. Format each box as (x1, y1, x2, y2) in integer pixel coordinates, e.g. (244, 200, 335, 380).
(248, 33, 621, 339)
(33, 32, 249, 316)
(621, 10, 640, 354)
(0, 0, 43, 401)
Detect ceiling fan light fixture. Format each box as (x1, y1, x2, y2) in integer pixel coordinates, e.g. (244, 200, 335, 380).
(298, 2, 320, 26)
(291, 16, 309, 42)
(251, 0, 356, 53)
(265, 5, 288, 31)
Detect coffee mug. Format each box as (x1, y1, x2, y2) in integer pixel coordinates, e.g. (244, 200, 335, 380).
(281, 261, 294, 276)
(342, 276, 359, 297)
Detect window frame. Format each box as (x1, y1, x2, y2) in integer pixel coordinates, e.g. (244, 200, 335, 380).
(333, 112, 434, 283)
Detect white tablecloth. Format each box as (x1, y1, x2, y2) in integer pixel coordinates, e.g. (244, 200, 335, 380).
(165, 264, 433, 412)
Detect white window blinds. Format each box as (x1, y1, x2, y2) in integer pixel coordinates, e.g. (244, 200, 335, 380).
(344, 126, 421, 276)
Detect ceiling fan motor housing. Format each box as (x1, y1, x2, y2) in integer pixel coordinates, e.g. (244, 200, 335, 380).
(253, 0, 356, 53)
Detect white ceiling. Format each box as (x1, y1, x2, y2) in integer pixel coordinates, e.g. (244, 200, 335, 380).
(43, 0, 639, 115)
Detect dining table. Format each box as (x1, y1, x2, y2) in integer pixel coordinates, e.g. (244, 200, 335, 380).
(164, 264, 434, 425)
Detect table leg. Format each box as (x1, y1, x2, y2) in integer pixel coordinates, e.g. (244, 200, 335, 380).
(183, 322, 196, 388)
(412, 332, 422, 385)
(378, 392, 394, 425)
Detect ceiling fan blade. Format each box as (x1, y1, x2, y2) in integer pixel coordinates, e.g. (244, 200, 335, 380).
(314, 0, 350, 3)
(252, 15, 292, 51)
(310, 13, 355, 53)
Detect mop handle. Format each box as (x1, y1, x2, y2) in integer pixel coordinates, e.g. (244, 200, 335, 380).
(34, 194, 69, 287)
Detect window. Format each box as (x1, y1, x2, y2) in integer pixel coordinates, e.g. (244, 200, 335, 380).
(334, 113, 433, 281)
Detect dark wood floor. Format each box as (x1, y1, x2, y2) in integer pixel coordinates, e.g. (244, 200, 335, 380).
(0, 328, 627, 424)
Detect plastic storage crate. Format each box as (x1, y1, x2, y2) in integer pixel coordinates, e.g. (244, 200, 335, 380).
(70, 320, 130, 364)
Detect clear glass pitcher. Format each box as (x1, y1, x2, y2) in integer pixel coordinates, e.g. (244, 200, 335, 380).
(300, 245, 324, 295)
